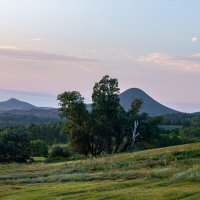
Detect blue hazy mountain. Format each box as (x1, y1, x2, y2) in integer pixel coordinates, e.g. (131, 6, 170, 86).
(0, 98, 37, 111)
(0, 98, 60, 128)
(119, 88, 178, 116)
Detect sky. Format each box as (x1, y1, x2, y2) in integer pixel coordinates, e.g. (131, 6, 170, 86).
(0, 0, 200, 112)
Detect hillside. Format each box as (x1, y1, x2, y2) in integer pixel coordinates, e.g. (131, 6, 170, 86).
(0, 98, 60, 128)
(0, 143, 199, 199)
(120, 88, 178, 116)
(0, 98, 36, 111)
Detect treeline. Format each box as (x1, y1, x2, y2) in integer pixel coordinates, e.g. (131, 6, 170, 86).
(0, 112, 61, 129)
(161, 112, 200, 126)
(159, 112, 200, 147)
(0, 122, 66, 162)
(159, 125, 200, 147)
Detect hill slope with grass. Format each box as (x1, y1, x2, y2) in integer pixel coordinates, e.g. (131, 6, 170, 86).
(0, 143, 200, 200)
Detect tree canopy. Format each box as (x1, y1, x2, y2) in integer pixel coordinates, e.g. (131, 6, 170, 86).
(58, 75, 162, 155)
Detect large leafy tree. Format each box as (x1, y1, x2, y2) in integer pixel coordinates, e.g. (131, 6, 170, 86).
(58, 76, 162, 155)
(91, 75, 127, 154)
(57, 91, 89, 154)
(92, 75, 120, 119)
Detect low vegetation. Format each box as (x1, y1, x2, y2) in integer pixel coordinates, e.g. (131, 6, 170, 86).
(0, 143, 199, 199)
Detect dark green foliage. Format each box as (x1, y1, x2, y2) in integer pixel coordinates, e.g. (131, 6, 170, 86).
(48, 145, 70, 158)
(159, 134, 182, 147)
(27, 122, 66, 145)
(0, 129, 30, 162)
(58, 91, 88, 123)
(179, 127, 200, 139)
(130, 98, 143, 115)
(0, 110, 60, 129)
(58, 75, 162, 156)
(161, 112, 200, 126)
(30, 140, 48, 157)
(0, 122, 67, 162)
(92, 75, 120, 119)
(57, 91, 89, 155)
(191, 116, 200, 127)
(138, 116, 163, 148)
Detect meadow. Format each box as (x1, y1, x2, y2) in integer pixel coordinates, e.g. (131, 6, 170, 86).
(0, 143, 200, 200)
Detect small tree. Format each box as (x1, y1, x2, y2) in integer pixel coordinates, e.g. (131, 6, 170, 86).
(30, 140, 48, 157)
(0, 129, 30, 162)
(48, 145, 70, 158)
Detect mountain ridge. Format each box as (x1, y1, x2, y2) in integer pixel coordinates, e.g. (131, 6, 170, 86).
(0, 98, 37, 111)
(0, 89, 179, 116)
(119, 88, 178, 116)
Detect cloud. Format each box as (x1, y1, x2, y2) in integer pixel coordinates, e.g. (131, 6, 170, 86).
(24, 38, 43, 42)
(32, 38, 43, 41)
(192, 37, 198, 43)
(0, 46, 17, 50)
(137, 53, 200, 73)
(0, 47, 96, 63)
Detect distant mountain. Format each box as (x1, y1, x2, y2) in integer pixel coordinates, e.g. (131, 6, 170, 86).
(0, 98, 60, 128)
(0, 98, 37, 111)
(0, 89, 181, 128)
(119, 88, 178, 116)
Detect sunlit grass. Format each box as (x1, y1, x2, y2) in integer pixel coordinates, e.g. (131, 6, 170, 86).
(0, 143, 200, 199)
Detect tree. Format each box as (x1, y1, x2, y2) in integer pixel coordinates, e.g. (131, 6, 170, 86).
(57, 91, 88, 124)
(92, 75, 120, 119)
(58, 75, 162, 155)
(30, 140, 48, 157)
(131, 98, 143, 115)
(48, 145, 70, 159)
(119, 99, 144, 152)
(57, 91, 89, 154)
(0, 129, 30, 162)
(137, 115, 163, 149)
(92, 75, 122, 154)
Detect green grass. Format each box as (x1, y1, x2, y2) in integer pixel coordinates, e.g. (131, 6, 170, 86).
(0, 143, 200, 199)
(159, 125, 183, 131)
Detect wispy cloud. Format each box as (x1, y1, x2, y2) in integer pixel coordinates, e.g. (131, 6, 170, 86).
(137, 53, 200, 73)
(24, 38, 43, 42)
(0, 46, 17, 50)
(0, 47, 96, 63)
(32, 38, 43, 41)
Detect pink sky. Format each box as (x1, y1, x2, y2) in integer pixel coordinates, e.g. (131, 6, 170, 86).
(0, 1, 200, 112)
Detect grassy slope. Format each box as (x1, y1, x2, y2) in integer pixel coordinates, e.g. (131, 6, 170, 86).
(0, 143, 200, 200)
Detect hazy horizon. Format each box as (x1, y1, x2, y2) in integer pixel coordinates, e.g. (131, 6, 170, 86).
(0, 87, 199, 113)
(1, 0, 200, 112)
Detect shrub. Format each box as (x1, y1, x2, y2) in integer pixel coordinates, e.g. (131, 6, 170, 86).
(0, 129, 30, 162)
(48, 145, 70, 159)
(30, 140, 48, 157)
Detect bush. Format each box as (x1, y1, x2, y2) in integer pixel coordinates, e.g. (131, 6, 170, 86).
(48, 145, 70, 159)
(30, 140, 48, 157)
(0, 129, 30, 162)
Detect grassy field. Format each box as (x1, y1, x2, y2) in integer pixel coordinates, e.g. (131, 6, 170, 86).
(0, 143, 200, 200)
